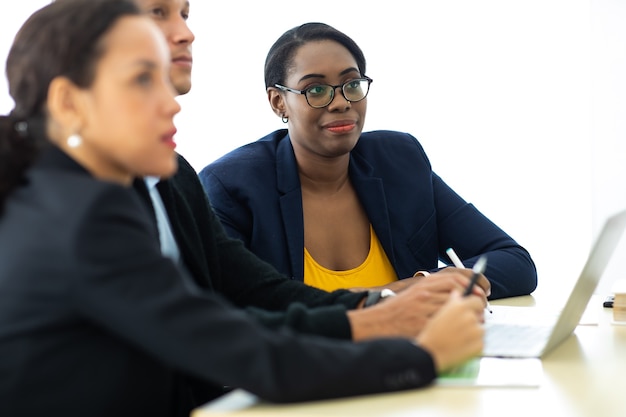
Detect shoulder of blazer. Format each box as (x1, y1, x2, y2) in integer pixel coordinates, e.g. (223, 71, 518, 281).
(349, 130, 431, 175)
(203, 129, 288, 173)
(354, 130, 425, 153)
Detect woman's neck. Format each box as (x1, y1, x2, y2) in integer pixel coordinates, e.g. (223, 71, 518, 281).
(296, 153, 351, 194)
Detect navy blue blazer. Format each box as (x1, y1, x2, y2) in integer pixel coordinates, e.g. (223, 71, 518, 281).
(199, 129, 537, 299)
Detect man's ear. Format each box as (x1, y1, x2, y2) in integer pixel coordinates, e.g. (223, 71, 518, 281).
(46, 76, 85, 132)
(267, 87, 286, 118)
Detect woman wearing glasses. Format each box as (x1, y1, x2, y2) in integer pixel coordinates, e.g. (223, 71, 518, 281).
(199, 22, 537, 303)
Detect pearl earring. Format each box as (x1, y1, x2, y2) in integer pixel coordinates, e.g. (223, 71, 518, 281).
(67, 133, 82, 148)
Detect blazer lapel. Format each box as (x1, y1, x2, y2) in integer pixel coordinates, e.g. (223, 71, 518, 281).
(277, 136, 306, 280)
(349, 155, 397, 272)
(156, 179, 214, 290)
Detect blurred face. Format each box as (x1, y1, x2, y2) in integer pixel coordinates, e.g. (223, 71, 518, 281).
(272, 40, 367, 160)
(75, 15, 181, 183)
(135, 0, 194, 95)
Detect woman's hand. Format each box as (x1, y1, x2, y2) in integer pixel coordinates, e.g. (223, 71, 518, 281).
(416, 291, 485, 372)
(347, 271, 487, 340)
(352, 267, 491, 308)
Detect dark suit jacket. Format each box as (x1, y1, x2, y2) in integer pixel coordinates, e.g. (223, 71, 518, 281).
(0, 145, 436, 417)
(134, 154, 367, 340)
(200, 129, 538, 299)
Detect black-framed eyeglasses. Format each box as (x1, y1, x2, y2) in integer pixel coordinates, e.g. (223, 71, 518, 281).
(274, 77, 373, 109)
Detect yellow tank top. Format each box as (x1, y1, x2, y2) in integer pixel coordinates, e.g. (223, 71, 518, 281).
(303, 225, 398, 291)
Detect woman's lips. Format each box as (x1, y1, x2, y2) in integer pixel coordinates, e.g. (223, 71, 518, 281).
(326, 122, 356, 134)
(162, 129, 177, 149)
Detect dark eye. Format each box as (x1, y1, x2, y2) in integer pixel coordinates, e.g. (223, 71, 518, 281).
(136, 72, 153, 87)
(148, 6, 166, 18)
(345, 80, 362, 90)
(306, 85, 330, 97)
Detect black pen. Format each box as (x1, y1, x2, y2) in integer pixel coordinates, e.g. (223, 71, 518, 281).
(447, 248, 492, 313)
(463, 255, 488, 296)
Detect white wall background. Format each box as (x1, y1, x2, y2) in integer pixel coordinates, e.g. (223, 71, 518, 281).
(2, 1, 625, 301)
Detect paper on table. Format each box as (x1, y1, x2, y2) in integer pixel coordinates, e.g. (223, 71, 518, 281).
(437, 357, 543, 387)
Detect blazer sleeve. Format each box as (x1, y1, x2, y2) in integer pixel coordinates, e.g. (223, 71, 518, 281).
(70, 186, 437, 403)
(431, 172, 538, 299)
(352, 132, 537, 299)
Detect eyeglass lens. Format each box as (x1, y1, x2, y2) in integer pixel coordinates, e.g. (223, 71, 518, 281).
(306, 79, 370, 108)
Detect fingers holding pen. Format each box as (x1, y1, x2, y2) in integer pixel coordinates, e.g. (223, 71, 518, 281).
(445, 247, 492, 298)
(348, 268, 489, 341)
(416, 290, 485, 372)
(403, 268, 490, 311)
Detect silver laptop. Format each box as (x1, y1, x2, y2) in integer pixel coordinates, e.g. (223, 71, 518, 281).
(482, 208, 626, 358)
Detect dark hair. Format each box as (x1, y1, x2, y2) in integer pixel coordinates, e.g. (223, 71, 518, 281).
(264, 22, 367, 89)
(0, 0, 140, 212)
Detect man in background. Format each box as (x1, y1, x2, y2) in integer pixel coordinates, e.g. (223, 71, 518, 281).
(129, 0, 482, 340)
